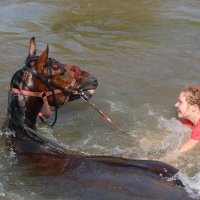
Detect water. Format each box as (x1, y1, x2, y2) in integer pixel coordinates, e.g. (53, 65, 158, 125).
(1, 0, 200, 199)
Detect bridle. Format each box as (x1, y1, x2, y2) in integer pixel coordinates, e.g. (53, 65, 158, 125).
(11, 56, 82, 126)
(11, 56, 128, 134)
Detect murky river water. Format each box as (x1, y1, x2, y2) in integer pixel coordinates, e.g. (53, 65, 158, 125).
(1, 0, 200, 199)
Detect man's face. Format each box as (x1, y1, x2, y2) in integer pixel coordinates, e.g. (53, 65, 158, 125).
(175, 92, 194, 119)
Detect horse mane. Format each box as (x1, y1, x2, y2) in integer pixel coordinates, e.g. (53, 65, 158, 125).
(10, 69, 25, 90)
(10, 55, 39, 90)
(7, 66, 40, 132)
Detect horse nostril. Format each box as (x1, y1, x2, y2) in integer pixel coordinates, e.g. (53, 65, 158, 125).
(92, 77, 98, 86)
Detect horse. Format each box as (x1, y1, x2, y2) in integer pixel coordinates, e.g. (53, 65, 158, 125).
(2, 38, 191, 200)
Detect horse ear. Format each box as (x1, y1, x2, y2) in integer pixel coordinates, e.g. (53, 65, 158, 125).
(28, 37, 37, 56)
(36, 45, 49, 73)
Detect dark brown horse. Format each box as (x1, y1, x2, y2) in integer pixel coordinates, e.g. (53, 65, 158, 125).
(2, 38, 191, 200)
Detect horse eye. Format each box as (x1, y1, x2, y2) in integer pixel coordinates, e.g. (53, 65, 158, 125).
(60, 69, 66, 76)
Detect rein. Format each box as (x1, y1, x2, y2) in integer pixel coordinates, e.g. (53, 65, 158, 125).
(80, 93, 129, 135)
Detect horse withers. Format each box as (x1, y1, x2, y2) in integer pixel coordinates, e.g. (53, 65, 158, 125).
(1, 38, 191, 200)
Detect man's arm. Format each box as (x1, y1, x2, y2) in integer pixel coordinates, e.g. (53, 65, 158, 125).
(178, 139, 199, 153)
(164, 139, 199, 162)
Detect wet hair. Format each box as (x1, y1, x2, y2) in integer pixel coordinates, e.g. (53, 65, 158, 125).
(182, 86, 200, 108)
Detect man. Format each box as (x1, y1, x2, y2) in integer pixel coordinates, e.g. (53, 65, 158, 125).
(174, 86, 200, 154)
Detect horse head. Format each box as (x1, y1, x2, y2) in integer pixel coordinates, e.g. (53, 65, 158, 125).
(5, 37, 98, 129)
(25, 37, 98, 105)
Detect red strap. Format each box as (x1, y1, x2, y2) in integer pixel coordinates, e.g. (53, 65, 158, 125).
(12, 88, 63, 118)
(38, 112, 47, 120)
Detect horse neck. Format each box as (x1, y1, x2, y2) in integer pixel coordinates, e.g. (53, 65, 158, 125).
(7, 92, 43, 133)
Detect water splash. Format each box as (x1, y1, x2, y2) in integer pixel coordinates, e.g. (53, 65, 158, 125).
(157, 116, 191, 151)
(0, 182, 5, 198)
(106, 99, 129, 113)
(174, 172, 200, 199)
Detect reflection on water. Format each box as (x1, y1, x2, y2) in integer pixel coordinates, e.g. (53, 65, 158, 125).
(1, 0, 200, 199)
